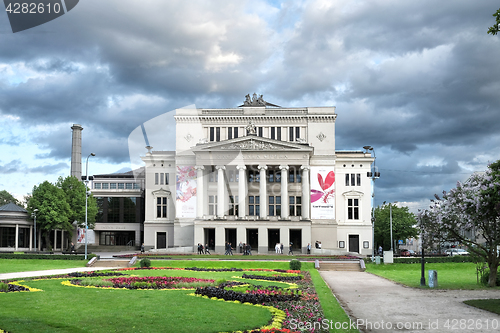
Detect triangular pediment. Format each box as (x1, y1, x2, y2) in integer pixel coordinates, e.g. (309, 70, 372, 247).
(192, 135, 313, 152)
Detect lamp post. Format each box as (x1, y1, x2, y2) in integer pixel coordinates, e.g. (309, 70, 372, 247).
(32, 209, 38, 252)
(389, 201, 398, 253)
(363, 146, 379, 261)
(85, 153, 95, 260)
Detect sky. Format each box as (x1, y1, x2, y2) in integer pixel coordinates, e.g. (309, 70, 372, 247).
(1, 0, 500, 212)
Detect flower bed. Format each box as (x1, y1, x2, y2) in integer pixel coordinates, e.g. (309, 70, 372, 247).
(67, 271, 126, 278)
(0, 283, 30, 293)
(195, 286, 301, 304)
(70, 276, 216, 290)
(241, 274, 303, 282)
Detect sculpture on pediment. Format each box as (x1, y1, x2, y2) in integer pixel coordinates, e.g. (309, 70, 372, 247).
(243, 93, 269, 106)
(245, 120, 257, 135)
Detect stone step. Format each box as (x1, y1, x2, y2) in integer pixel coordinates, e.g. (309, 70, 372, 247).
(318, 262, 362, 271)
(91, 260, 130, 268)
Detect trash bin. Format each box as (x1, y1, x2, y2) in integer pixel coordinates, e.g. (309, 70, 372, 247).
(375, 256, 381, 264)
(428, 270, 438, 288)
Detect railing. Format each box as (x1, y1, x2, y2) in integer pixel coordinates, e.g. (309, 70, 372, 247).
(126, 240, 135, 250)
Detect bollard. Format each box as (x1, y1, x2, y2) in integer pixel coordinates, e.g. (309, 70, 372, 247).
(428, 270, 438, 288)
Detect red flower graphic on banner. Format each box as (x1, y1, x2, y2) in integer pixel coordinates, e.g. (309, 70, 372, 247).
(311, 171, 335, 203)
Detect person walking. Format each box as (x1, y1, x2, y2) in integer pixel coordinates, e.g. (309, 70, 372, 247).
(288, 242, 293, 255)
(307, 243, 311, 254)
(280, 243, 284, 254)
(141, 243, 145, 254)
(205, 244, 211, 255)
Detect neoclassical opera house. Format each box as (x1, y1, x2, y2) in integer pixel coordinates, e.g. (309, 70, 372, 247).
(89, 95, 374, 255)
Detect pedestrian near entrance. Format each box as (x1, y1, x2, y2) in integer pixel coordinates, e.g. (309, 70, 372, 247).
(280, 243, 284, 254)
(141, 243, 145, 253)
(205, 244, 210, 255)
(378, 245, 383, 255)
(307, 243, 311, 254)
(288, 242, 293, 255)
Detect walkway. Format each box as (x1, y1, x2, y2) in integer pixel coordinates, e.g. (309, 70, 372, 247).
(320, 271, 500, 333)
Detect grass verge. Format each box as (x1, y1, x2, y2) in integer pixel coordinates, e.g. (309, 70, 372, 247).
(0, 259, 87, 274)
(463, 299, 500, 315)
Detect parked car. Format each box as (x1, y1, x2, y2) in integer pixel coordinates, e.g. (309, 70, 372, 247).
(400, 249, 415, 256)
(445, 249, 469, 256)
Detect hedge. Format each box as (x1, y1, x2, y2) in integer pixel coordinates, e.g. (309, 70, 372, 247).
(0, 253, 97, 260)
(365, 255, 477, 264)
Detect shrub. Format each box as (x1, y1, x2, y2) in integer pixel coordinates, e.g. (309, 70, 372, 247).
(289, 259, 301, 271)
(0, 282, 9, 292)
(479, 269, 500, 287)
(140, 258, 151, 268)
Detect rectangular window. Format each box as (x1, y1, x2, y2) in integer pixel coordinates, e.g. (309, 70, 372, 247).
(248, 196, 260, 216)
(295, 127, 300, 139)
(277, 127, 281, 141)
(289, 127, 294, 142)
(216, 127, 220, 141)
(348, 198, 359, 220)
(155, 173, 159, 185)
(102, 183, 109, 189)
(351, 174, 355, 187)
(94, 183, 101, 189)
(289, 196, 302, 216)
(156, 197, 167, 218)
(356, 174, 361, 186)
(346, 174, 361, 186)
(118, 183, 125, 189)
(160, 173, 164, 185)
(229, 195, 239, 216)
(258, 127, 263, 137)
(125, 183, 132, 189)
(210, 127, 215, 141)
(268, 170, 274, 183)
(234, 127, 238, 138)
(345, 174, 349, 186)
(228, 127, 233, 140)
(271, 127, 275, 140)
(165, 173, 169, 185)
(110, 183, 117, 189)
(208, 195, 217, 216)
(133, 183, 140, 189)
(289, 169, 295, 183)
(269, 196, 281, 216)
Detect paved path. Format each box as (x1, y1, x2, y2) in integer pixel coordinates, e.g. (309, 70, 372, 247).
(320, 271, 500, 333)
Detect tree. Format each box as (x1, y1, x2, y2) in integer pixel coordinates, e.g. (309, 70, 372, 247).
(0, 190, 20, 207)
(418, 161, 500, 287)
(487, 8, 500, 36)
(27, 181, 72, 251)
(56, 176, 98, 229)
(374, 203, 418, 251)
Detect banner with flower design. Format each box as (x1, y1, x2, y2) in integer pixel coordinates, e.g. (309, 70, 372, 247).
(176, 166, 197, 218)
(310, 167, 335, 219)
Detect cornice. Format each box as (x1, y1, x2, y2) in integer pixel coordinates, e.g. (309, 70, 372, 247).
(174, 115, 336, 124)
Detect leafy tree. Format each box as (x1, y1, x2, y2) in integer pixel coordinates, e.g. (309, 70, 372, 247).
(418, 161, 500, 287)
(56, 176, 98, 228)
(0, 190, 20, 207)
(487, 8, 500, 35)
(27, 181, 72, 251)
(374, 203, 418, 251)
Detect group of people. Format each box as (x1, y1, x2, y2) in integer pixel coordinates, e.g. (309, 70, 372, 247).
(197, 243, 211, 255)
(238, 242, 252, 255)
(274, 242, 295, 255)
(315, 241, 322, 249)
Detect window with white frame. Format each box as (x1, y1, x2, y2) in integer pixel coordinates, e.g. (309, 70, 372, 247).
(156, 197, 168, 218)
(345, 173, 361, 186)
(289, 196, 302, 216)
(208, 195, 217, 216)
(229, 195, 239, 216)
(248, 196, 259, 216)
(270, 127, 281, 141)
(347, 198, 359, 220)
(288, 167, 301, 183)
(94, 183, 101, 189)
(269, 196, 281, 216)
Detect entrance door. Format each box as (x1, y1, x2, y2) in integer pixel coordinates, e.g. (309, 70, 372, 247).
(246, 228, 258, 250)
(268, 229, 280, 251)
(349, 235, 359, 253)
(225, 228, 236, 250)
(204, 228, 215, 250)
(157, 232, 167, 249)
(289, 229, 302, 252)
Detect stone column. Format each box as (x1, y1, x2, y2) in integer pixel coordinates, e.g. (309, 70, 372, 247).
(61, 230, 65, 251)
(301, 166, 310, 220)
(195, 166, 205, 218)
(15, 224, 19, 250)
(29, 225, 33, 251)
(258, 165, 268, 218)
(237, 165, 247, 218)
(280, 165, 289, 219)
(216, 166, 226, 218)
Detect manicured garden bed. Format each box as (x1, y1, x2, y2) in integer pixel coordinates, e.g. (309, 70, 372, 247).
(0, 262, 356, 333)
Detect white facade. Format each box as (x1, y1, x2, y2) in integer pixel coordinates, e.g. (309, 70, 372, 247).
(140, 97, 374, 255)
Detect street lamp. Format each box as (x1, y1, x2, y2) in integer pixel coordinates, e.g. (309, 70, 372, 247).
(363, 146, 380, 261)
(32, 209, 38, 252)
(389, 201, 398, 253)
(84, 153, 95, 260)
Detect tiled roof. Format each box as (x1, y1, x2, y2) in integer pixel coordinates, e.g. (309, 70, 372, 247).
(0, 202, 27, 212)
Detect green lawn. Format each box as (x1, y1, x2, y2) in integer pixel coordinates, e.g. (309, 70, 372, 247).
(464, 299, 500, 315)
(365, 262, 500, 290)
(0, 259, 87, 274)
(0, 260, 354, 333)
